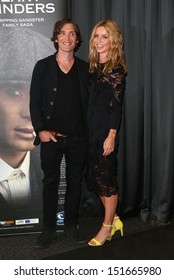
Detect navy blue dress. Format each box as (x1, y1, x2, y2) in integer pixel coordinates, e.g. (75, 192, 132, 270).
(85, 63, 125, 197)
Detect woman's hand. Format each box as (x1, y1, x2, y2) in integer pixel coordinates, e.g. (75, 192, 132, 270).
(38, 130, 57, 142)
(102, 129, 117, 156)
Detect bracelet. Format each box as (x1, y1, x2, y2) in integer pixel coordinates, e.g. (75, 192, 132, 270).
(110, 129, 116, 135)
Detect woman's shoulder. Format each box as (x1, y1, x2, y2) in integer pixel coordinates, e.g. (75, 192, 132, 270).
(112, 64, 125, 74)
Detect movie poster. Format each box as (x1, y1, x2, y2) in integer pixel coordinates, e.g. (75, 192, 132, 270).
(0, 0, 67, 235)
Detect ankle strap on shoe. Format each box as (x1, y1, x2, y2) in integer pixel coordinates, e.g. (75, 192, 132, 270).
(103, 223, 113, 228)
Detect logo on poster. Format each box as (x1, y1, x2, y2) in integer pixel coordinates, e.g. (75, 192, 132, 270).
(0, 220, 14, 226)
(57, 211, 64, 225)
(15, 218, 39, 225)
(0, 0, 55, 14)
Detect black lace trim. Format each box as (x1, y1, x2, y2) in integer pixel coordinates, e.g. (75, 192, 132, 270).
(85, 156, 118, 197)
(96, 64, 125, 102)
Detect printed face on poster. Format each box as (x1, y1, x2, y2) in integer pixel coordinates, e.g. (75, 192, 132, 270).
(0, 0, 67, 235)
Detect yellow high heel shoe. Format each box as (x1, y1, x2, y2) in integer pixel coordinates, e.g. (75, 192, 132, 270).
(111, 216, 124, 237)
(88, 223, 113, 246)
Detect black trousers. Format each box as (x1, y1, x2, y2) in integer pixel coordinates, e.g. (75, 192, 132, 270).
(40, 136, 87, 229)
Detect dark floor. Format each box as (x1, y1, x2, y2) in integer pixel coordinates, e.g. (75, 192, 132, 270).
(45, 223, 174, 260)
(0, 216, 173, 260)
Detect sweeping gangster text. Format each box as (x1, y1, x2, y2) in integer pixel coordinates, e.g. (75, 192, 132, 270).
(0, 0, 55, 15)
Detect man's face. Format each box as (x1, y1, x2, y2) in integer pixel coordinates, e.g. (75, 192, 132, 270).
(57, 23, 78, 53)
(0, 83, 35, 153)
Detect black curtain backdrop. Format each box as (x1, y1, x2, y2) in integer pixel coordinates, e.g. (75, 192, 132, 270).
(68, 0, 174, 222)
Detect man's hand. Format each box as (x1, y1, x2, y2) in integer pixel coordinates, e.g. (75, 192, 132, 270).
(38, 130, 57, 142)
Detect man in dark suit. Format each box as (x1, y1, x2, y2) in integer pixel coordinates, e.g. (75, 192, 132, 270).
(30, 18, 89, 248)
(0, 28, 54, 232)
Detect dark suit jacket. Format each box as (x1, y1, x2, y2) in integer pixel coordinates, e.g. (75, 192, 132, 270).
(0, 147, 43, 221)
(30, 53, 89, 145)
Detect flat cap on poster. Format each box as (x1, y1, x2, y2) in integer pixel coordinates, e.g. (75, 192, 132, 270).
(0, 28, 54, 84)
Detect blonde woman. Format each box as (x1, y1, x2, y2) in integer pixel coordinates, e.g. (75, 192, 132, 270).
(85, 19, 127, 246)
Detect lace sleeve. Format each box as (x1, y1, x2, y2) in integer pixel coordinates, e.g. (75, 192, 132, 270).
(109, 65, 126, 130)
(110, 65, 125, 102)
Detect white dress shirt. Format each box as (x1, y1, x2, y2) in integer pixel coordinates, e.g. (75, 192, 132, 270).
(0, 152, 31, 206)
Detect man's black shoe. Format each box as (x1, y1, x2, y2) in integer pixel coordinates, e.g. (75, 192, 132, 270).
(64, 224, 87, 244)
(34, 229, 57, 249)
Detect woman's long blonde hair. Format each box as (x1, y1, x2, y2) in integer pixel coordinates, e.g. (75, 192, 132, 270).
(89, 19, 127, 74)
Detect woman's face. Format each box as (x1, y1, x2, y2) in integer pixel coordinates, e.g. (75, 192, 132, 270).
(93, 26, 111, 56)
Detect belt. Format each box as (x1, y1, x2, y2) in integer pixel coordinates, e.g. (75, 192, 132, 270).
(49, 131, 67, 137)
